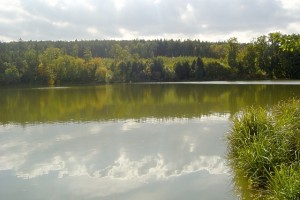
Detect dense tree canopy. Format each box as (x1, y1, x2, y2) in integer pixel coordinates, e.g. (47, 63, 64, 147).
(0, 33, 299, 86)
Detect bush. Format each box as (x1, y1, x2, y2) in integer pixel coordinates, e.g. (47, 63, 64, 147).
(204, 61, 231, 80)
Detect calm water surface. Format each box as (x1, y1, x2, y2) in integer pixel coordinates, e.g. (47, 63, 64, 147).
(1, 82, 300, 200)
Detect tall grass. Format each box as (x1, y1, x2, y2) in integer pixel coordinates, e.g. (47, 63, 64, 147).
(267, 164, 300, 200)
(227, 99, 300, 199)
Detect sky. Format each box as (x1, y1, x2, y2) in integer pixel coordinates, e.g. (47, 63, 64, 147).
(0, 0, 300, 42)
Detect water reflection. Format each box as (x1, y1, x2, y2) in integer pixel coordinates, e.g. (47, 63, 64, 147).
(0, 83, 299, 124)
(1, 82, 299, 199)
(0, 117, 233, 200)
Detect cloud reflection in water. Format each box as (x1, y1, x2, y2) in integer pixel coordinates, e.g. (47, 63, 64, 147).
(0, 116, 233, 199)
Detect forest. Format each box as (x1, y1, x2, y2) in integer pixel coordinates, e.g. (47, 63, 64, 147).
(0, 32, 299, 86)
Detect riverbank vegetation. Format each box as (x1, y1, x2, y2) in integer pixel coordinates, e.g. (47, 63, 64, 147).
(227, 99, 300, 199)
(0, 32, 299, 86)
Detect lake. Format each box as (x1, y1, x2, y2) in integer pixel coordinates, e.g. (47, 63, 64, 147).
(1, 82, 299, 200)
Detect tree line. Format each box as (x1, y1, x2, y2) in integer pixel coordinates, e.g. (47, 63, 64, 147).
(0, 32, 299, 86)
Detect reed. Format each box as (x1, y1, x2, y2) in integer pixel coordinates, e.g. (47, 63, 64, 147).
(227, 99, 300, 199)
(267, 164, 300, 200)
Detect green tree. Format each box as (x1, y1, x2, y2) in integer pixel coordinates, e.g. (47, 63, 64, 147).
(210, 44, 227, 59)
(205, 61, 231, 80)
(150, 58, 165, 81)
(4, 63, 20, 84)
(23, 49, 39, 83)
(174, 61, 190, 80)
(72, 57, 85, 81)
(110, 44, 131, 62)
(227, 37, 239, 69)
(38, 47, 61, 85)
(268, 32, 282, 78)
(195, 57, 205, 80)
(237, 44, 257, 78)
(254, 35, 271, 76)
(278, 34, 300, 79)
(71, 43, 79, 58)
(83, 48, 92, 61)
(118, 61, 128, 82)
(95, 66, 107, 83)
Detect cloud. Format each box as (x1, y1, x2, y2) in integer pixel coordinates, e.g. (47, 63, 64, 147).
(0, 0, 299, 42)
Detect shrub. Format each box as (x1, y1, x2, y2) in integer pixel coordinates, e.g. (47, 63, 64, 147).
(204, 61, 231, 80)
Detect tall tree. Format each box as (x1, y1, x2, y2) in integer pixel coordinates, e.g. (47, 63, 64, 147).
(4, 63, 20, 84)
(268, 32, 282, 78)
(83, 48, 92, 61)
(195, 57, 205, 80)
(227, 37, 239, 69)
(150, 58, 164, 81)
(254, 35, 270, 76)
(71, 43, 79, 58)
(38, 47, 61, 85)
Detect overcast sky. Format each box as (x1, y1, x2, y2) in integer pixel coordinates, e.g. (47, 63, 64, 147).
(1, 0, 300, 42)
